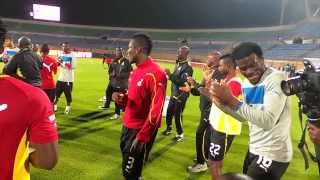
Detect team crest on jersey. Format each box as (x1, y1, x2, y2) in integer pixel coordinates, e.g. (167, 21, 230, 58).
(137, 79, 143, 87)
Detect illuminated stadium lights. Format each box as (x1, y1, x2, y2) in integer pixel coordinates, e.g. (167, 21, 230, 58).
(30, 4, 60, 22)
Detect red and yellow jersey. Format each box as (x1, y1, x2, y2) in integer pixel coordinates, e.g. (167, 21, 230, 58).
(123, 58, 167, 143)
(209, 76, 243, 135)
(41, 55, 58, 90)
(0, 75, 58, 180)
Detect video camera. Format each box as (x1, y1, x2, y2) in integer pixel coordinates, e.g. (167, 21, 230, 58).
(281, 60, 320, 125)
(281, 59, 320, 172)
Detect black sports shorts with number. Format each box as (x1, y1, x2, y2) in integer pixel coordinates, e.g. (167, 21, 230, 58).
(243, 151, 290, 180)
(120, 126, 157, 180)
(208, 126, 235, 161)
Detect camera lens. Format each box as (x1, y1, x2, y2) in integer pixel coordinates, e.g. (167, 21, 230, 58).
(281, 76, 305, 96)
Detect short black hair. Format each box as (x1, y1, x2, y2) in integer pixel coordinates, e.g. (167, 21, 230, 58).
(220, 53, 236, 69)
(132, 33, 152, 56)
(40, 44, 50, 54)
(0, 18, 7, 47)
(232, 42, 263, 60)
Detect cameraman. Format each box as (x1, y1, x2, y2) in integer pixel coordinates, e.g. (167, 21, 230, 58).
(207, 42, 292, 180)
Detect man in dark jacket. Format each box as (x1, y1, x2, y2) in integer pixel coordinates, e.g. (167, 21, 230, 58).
(163, 46, 193, 142)
(100, 47, 132, 120)
(3, 36, 42, 87)
(181, 51, 222, 172)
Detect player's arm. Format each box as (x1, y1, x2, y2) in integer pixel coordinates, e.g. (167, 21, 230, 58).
(28, 90, 59, 170)
(112, 91, 128, 106)
(190, 79, 205, 96)
(29, 142, 58, 170)
(169, 66, 193, 86)
(52, 58, 58, 74)
(136, 73, 167, 143)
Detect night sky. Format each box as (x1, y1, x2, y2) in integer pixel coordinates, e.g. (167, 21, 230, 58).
(0, 0, 305, 28)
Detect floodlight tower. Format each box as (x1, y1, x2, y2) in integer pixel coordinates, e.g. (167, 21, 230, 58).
(305, 0, 311, 19)
(309, 0, 320, 17)
(280, 0, 289, 25)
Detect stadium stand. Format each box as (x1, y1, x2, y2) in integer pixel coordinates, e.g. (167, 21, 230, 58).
(264, 44, 318, 59)
(4, 18, 320, 60)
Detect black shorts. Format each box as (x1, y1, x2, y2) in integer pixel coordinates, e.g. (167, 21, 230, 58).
(120, 126, 157, 180)
(208, 126, 235, 161)
(243, 151, 290, 180)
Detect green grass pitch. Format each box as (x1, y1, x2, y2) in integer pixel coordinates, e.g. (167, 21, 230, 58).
(2, 59, 318, 179)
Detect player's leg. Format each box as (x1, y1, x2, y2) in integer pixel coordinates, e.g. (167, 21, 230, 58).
(245, 153, 289, 180)
(144, 130, 158, 163)
(188, 111, 210, 172)
(54, 81, 64, 111)
(163, 97, 175, 135)
(174, 96, 188, 141)
(104, 83, 113, 108)
(208, 127, 235, 179)
(110, 102, 121, 120)
(64, 82, 73, 114)
(43, 89, 55, 103)
(120, 127, 145, 180)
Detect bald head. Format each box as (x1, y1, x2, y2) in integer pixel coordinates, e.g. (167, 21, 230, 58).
(18, 36, 32, 49)
(177, 46, 190, 61)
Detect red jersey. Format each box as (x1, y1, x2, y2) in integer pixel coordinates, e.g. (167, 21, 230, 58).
(40, 55, 58, 89)
(123, 58, 167, 143)
(0, 75, 58, 180)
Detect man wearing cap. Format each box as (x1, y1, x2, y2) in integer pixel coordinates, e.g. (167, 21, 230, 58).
(3, 36, 42, 87)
